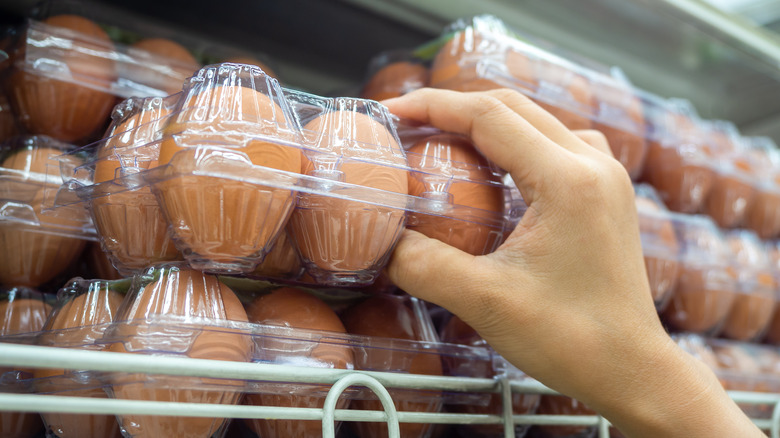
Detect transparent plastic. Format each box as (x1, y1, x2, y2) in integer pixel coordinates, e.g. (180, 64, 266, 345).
(660, 214, 737, 334)
(361, 50, 429, 102)
(742, 137, 780, 239)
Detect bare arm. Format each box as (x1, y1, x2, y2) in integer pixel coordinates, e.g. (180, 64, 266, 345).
(383, 88, 762, 438)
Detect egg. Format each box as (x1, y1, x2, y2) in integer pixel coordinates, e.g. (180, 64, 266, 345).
(440, 315, 539, 438)
(534, 395, 596, 438)
(223, 57, 277, 79)
(590, 80, 647, 179)
(703, 158, 756, 229)
(0, 143, 87, 287)
(155, 73, 300, 273)
(720, 232, 776, 341)
(635, 197, 679, 310)
(0, 289, 51, 438)
(745, 185, 780, 239)
(108, 266, 252, 438)
(533, 61, 592, 131)
(361, 61, 429, 101)
(244, 287, 353, 438)
(430, 30, 536, 92)
(90, 104, 180, 275)
(84, 243, 122, 280)
(406, 134, 505, 255)
(7, 15, 116, 142)
(661, 220, 737, 334)
(709, 343, 767, 417)
(640, 114, 716, 213)
(125, 38, 200, 95)
(35, 280, 124, 438)
(342, 295, 442, 438)
(289, 108, 407, 285)
(250, 231, 303, 280)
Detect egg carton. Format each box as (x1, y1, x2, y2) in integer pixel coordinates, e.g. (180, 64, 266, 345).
(3, 0, 277, 144)
(46, 63, 524, 286)
(0, 265, 538, 438)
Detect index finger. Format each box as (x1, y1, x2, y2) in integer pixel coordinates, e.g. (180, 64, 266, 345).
(383, 88, 574, 203)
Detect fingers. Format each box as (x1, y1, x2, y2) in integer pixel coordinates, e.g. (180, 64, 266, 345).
(386, 229, 509, 317)
(572, 129, 613, 157)
(383, 88, 573, 202)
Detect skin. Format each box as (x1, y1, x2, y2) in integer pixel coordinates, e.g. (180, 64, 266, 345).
(382, 88, 763, 438)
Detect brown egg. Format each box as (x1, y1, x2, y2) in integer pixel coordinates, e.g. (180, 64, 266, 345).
(440, 315, 539, 438)
(406, 134, 505, 255)
(661, 218, 738, 334)
(640, 111, 715, 213)
(534, 61, 592, 131)
(35, 280, 124, 438)
(704, 157, 757, 229)
(635, 197, 679, 309)
(342, 295, 442, 438)
(289, 109, 407, 285)
(430, 30, 536, 92)
(590, 80, 647, 179)
(361, 61, 428, 101)
(745, 184, 780, 239)
(720, 231, 777, 341)
(0, 144, 87, 287)
(251, 231, 303, 280)
(7, 15, 116, 142)
(244, 287, 353, 438)
(223, 57, 276, 79)
(534, 395, 596, 437)
(84, 243, 122, 280)
(0, 289, 51, 438)
(126, 38, 200, 95)
(155, 76, 300, 273)
(108, 266, 251, 438)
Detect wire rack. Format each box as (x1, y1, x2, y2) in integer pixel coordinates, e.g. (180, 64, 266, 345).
(1, 342, 778, 438)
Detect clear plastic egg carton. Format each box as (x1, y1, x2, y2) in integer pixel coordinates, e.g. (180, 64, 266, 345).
(0, 135, 96, 288)
(2, 0, 276, 144)
(49, 62, 524, 286)
(422, 15, 647, 180)
(0, 264, 523, 438)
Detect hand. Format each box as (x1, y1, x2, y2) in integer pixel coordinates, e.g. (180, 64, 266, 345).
(383, 88, 762, 438)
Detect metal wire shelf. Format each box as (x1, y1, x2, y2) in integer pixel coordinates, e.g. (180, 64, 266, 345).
(0, 342, 777, 438)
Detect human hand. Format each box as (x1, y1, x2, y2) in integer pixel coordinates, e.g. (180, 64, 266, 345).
(383, 88, 761, 438)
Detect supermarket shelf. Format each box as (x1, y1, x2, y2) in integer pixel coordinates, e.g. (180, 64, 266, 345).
(1, 343, 779, 438)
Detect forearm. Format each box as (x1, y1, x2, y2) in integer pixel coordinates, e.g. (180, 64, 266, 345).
(587, 337, 763, 438)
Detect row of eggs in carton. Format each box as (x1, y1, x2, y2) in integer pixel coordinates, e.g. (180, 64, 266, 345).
(0, 0, 277, 145)
(635, 184, 780, 342)
(0, 61, 522, 288)
(0, 264, 540, 438)
(359, 15, 780, 239)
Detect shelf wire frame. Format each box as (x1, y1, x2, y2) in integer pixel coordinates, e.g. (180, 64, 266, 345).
(0, 343, 778, 437)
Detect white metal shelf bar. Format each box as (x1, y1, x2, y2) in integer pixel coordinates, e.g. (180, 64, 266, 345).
(0, 343, 497, 393)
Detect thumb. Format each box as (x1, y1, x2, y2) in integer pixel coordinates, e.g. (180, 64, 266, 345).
(386, 229, 500, 317)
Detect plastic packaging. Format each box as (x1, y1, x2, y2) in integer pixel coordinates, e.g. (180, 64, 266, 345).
(531, 396, 596, 438)
(440, 314, 539, 438)
(0, 287, 51, 438)
(640, 99, 717, 214)
(427, 15, 647, 179)
(361, 50, 429, 101)
(701, 121, 757, 229)
(104, 264, 252, 438)
(635, 183, 679, 310)
(0, 136, 94, 287)
(742, 137, 780, 239)
(660, 214, 737, 334)
(59, 94, 182, 275)
(719, 230, 777, 342)
(35, 278, 125, 438)
(0, 91, 18, 143)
